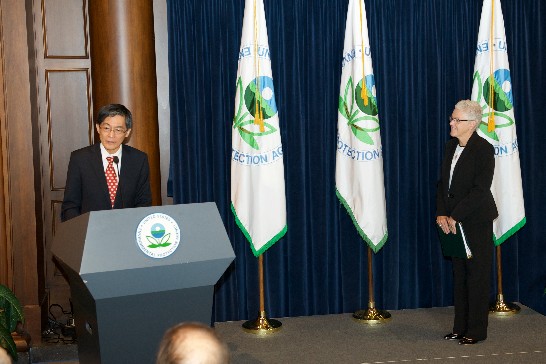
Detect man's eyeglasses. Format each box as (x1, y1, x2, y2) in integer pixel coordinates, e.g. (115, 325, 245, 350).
(449, 116, 475, 124)
(99, 125, 127, 135)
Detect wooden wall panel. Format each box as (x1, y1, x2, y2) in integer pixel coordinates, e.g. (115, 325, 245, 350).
(0, 3, 13, 285)
(45, 69, 92, 190)
(0, 0, 41, 344)
(31, 0, 93, 328)
(43, 0, 87, 58)
(1, 0, 169, 345)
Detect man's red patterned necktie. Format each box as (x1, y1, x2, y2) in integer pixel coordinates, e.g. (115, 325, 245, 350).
(105, 156, 118, 207)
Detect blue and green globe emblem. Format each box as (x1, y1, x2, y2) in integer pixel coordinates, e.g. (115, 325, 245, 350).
(472, 68, 515, 142)
(146, 222, 171, 248)
(483, 68, 513, 112)
(151, 223, 165, 238)
(355, 75, 378, 116)
(244, 76, 278, 119)
(338, 75, 381, 146)
(136, 213, 180, 258)
(232, 75, 279, 150)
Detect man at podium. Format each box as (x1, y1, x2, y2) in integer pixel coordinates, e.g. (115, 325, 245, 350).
(61, 104, 152, 221)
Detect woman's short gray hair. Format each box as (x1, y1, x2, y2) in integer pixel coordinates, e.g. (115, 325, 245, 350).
(454, 100, 482, 130)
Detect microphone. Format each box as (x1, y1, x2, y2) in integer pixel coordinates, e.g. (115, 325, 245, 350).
(112, 156, 120, 177)
(112, 156, 123, 208)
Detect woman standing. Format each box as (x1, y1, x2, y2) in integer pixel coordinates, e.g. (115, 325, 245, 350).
(436, 100, 498, 345)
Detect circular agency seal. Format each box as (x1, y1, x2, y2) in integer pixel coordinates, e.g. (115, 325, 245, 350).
(136, 213, 181, 258)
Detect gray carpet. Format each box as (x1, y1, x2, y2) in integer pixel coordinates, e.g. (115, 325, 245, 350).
(20, 304, 546, 363)
(215, 304, 546, 364)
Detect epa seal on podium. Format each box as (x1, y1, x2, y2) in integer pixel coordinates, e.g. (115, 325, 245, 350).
(136, 213, 181, 258)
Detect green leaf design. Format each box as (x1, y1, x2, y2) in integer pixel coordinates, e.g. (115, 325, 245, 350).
(478, 123, 499, 141)
(234, 75, 281, 150)
(238, 128, 259, 150)
(146, 236, 158, 245)
(233, 111, 250, 129)
(160, 233, 171, 245)
(472, 71, 483, 102)
(348, 116, 379, 129)
(339, 97, 349, 119)
(350, 125, 374, 145)
(489, 111, 514, 128)
(233, 77, 245, 126)
(345, 77, 354, 106)
(148, 242, 171, 249)
(478, 111, 514, 142)
(348, 116, 380, 145)
(236, 119, 278, 150)
(339, 77, 355, 123)
(238, 120, 277, 136)
(339, 77, 380, 145)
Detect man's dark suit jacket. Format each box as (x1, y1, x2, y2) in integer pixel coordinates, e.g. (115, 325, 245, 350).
(61, 143, 152, 222)
(436, 132, 498, 229)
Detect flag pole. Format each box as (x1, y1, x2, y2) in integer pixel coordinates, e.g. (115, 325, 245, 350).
(489, 245, 520, 315)
(242, 254, 282, 333)
(353, 246, 391, 323)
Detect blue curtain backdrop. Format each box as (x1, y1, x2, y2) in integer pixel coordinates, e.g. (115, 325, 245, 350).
(166, 0, 546, 322)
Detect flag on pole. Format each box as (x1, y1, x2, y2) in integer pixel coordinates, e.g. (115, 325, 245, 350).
(231, 0, 287, 257)
(336, 0, 388, 253)
(471, 0, 526, 245)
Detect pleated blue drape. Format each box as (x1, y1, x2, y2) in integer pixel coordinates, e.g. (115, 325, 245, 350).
(166, 0, 546, 322)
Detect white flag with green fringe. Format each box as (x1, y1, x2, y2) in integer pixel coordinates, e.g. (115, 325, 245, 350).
(231, 0, 287, 256)
(336, 0, 388, 252)
(472, 0, 526, 245)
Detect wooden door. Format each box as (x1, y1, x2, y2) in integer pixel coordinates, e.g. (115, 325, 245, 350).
(29, 0, 93, 299)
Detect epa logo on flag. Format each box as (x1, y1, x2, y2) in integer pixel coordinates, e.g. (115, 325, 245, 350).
(338, 74, 381, 146)
(472, 68, 514, 142)
(233, 75, 279, 151)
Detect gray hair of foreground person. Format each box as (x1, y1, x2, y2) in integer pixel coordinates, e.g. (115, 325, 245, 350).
(156, 322, 230, 364)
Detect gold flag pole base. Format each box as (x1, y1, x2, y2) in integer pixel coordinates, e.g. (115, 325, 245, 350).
(242, 311, 282, 334)
(489, 294, 520, 316)
(353, 303, 391, 324)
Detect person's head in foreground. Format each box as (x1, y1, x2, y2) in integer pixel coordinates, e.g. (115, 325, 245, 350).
(156, 322, 229, 364)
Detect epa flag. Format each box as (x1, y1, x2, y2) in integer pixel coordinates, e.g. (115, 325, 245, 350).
(472, 0, 526, 245)
(231, 0, 287, 256)
(336, 0, 388, 252)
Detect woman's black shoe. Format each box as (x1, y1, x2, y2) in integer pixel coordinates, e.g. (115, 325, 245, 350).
(458, 337, 479, 345)
(444, 333, 463, 340)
